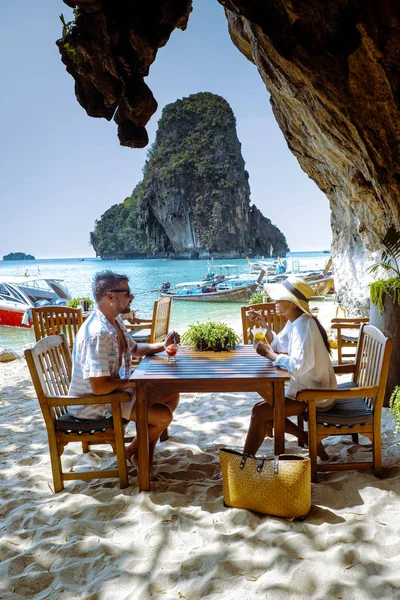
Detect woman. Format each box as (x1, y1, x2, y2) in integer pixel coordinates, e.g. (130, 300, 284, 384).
(243, 275, 336, 457)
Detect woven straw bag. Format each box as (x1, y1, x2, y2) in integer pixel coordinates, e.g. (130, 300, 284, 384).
(219, 448, 311, 518)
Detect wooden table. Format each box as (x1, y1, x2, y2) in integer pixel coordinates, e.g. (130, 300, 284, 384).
(130, 345, 289, 491)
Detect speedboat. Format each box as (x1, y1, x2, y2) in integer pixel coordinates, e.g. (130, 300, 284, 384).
(0, 276, 72, 328)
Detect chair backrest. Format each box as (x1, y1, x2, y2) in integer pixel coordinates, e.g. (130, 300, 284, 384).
(32, 306, 83, 350)
(25, 334, 72, 424)
(241, 302, 287, 344)
(331, 317, 369, 364)
(149, 296, 173, 343)
(354, 324, 392, 412)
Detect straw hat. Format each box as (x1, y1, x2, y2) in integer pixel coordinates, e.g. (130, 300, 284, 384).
(264, 275, 313, 316)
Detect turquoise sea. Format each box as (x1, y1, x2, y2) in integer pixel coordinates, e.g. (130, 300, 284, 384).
(0, 252, 331, 350)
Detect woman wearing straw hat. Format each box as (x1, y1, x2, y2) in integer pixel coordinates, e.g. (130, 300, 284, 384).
(243, 275, 336, 457)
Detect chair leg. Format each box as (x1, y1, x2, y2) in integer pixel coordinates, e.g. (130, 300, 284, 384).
(297, 415, 305, 447)
(337, 336, 343, 365)
(373, 429, 382, 478)
(307, 403, 318, 483)
(112, 405, 129, 489)
(82, 442, 90, 453)
(49, 437, 64, 493)
(160, 427, 169, 442)
(114, 434, 128, 489)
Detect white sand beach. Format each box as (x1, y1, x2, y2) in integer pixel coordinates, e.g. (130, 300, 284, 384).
(2, 299, 400, 599)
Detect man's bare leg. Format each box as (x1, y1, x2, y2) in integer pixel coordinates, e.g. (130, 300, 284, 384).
(125, 403, 172, 477)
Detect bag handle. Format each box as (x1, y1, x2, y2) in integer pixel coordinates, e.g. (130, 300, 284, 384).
(240, 454, 249, 469)
(256, 456, 279, 475)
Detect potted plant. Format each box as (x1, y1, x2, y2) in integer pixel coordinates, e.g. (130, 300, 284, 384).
(181, 321, 240, 352)
(369, 226, 400, 314)
(66, 296, 94, 310)
(389, 386, 400, 434)
(369, 225, 400, 404)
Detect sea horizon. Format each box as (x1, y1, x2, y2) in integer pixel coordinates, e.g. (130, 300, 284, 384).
(0, 251, 332, 351)
(1, 249, 331, 262)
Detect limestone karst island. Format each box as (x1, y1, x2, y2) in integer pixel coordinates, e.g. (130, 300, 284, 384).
(91, 93, 289, 259)
(3, 252, 35, 261)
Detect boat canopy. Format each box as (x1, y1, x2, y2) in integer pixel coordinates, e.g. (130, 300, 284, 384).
(174, 281, 204, 288)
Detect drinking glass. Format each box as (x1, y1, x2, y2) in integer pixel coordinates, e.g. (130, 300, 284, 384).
(251, 327, 267, 346)
(165, 343, 179, 363)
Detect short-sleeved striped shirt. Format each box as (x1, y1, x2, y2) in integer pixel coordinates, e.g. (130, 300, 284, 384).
(68, 308, 137, 419)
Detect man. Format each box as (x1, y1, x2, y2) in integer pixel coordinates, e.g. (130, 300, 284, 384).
(68, 270, 180, 476)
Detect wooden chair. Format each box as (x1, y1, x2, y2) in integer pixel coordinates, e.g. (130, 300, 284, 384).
(126, 296, 172, 344)
(296, 324, 392, 482)
(25, 334, 131, 492)
(31, 305, 83, 350)
(241, 302, 287, 344)
(331, 317, 369, 364)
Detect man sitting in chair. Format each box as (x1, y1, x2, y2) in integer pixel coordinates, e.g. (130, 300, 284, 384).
(68, 270, 180, 478)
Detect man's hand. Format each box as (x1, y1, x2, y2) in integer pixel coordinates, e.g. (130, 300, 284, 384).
(134, 331, 181, 358)
(165, 331, 181, 346)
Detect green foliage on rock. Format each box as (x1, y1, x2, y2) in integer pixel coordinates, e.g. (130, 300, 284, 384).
(181, 321, 240, 352)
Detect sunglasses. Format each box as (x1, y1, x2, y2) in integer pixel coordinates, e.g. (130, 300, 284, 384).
(107, 289, 133, 297)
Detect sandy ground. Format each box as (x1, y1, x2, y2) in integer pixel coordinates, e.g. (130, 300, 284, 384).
(2, 299, 400, 599)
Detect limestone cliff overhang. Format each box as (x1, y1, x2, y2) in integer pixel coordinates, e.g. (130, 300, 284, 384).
(57, 0, 193, 148)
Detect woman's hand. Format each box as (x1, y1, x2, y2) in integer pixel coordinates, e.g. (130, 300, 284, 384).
(247, 309, 267, 329)
(255, 341, 276, 361)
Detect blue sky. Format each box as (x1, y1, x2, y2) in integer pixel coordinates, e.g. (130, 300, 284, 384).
(0, 0, 331, 259)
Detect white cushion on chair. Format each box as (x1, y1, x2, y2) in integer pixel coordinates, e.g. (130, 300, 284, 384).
(129, 329, 150, 343)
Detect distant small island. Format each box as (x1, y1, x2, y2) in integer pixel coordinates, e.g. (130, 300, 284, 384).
(3, 252, 36, 261)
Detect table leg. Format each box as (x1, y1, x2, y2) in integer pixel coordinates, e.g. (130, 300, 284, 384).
(273, 381, 285, 455)
(136, 382, 150, 492)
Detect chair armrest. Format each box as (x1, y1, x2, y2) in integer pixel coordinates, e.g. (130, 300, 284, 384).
(296, 385, 379, 402)
(125, 323, 152, 331)
(331, 323, 362, 330)
(333, 363, 356, 374)
(46, 392, 132, 407)
(331, 318, 369, 324)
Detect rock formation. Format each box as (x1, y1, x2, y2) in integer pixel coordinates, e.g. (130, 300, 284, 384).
(219, 1, 400, 314)
(90, 93, 289, 259)
(57, 0, 400, 312)
(3, 253, 35, 261)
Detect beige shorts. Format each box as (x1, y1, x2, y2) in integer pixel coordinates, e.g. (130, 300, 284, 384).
(120, 387, 171, 420)
(121, 389, 136, 420)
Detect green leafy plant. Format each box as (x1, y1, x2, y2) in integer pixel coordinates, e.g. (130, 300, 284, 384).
(60, 11, 80, 62)
(66, 296, 94, 309)
(249, 291, 264, 304)
(181, 321, 240, 352)
(389, 386, 400, 434)
(369, 226, 400, 314)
